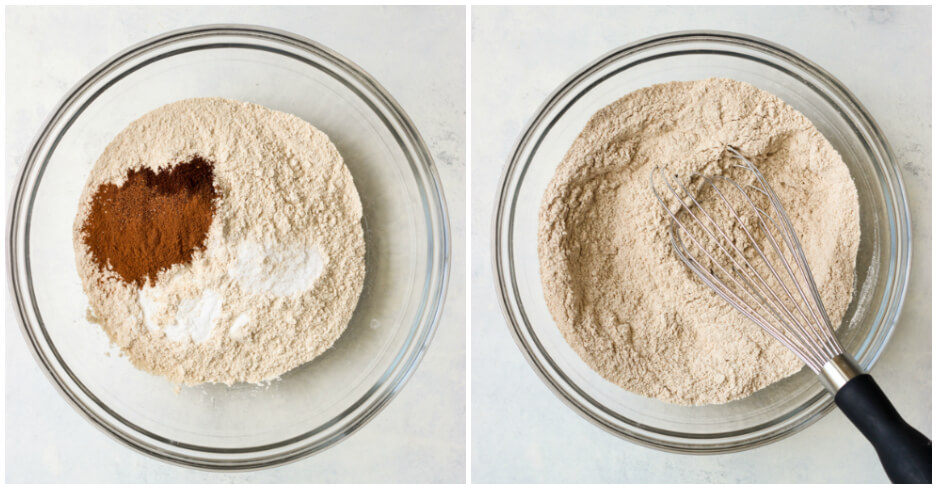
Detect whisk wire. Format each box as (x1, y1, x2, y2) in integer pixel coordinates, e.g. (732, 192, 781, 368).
(656, 171, 828, 370)
(670, 229, 824, 369)
(746, 205, 839, 360)
(708, 174, 837, 362)
(727, 149, 844, 360)
(737, 179, 842, 362)
(695, 176, 817, 334)
(650, 148, 845, 372)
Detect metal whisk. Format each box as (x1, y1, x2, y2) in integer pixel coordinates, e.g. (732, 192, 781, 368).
(651, 147, 930, 484)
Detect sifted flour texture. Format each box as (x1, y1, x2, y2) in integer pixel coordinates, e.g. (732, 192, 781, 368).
(538, 78, 860, 405)
(74, 97, 366, 386)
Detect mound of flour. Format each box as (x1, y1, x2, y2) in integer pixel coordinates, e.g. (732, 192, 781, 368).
(74, 97, 366, 386)
(538, 79, 860, 405)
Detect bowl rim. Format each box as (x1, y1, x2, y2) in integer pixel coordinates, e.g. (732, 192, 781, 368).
(6, 24, 451, 470)
(492, 30, 911, 454)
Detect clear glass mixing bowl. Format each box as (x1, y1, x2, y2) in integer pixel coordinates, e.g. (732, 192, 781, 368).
(7, 25, 449, 469)
(493, 31, 910, 453)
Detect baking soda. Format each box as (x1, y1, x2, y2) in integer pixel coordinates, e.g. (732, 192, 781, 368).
(139, 288, 222, 343)
(231, 241, 325, 297)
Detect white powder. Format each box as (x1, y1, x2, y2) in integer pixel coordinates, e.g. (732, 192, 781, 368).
(538, 79, 860, 405)
(73, 98, 366, 386)
(140, 242, 327, 345)
(140, 287, 222, 342)
(229, 313, 251, 340)
(231, 241, 325, 297)
(163, 289, 222, 343)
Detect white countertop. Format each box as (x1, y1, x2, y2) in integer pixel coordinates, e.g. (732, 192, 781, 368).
(471, 5, 931, 483)
(5, 6, 465, 483)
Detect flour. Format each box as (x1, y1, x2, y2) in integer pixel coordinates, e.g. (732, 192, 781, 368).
(538, 78, 860, 405)
(73, 97, 366, 386)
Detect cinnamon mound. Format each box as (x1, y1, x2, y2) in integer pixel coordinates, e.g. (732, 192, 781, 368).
(81, 156, 217, 287)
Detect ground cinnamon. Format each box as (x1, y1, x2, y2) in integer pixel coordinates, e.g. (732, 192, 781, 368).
(81, 156, 218, 287)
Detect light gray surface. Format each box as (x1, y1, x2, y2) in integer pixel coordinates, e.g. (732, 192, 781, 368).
(5, 6, 465, 483)
(472, 5, 931, 483)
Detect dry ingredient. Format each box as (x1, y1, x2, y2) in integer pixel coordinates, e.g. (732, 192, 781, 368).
(538, 78, 860, 405)
(74, 97, 366, 386)
(81, 156, 218, 287)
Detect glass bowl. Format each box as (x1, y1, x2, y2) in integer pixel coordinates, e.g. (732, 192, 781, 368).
(493, 31, 910, 453)
(7, 25, 449, 469)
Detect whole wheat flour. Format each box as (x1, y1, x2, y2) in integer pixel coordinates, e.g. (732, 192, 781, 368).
(538, 78, 860, 405)
(74, 97, 366, 386)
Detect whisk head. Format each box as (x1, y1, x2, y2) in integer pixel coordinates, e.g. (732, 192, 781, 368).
(650, 147, 844, 373)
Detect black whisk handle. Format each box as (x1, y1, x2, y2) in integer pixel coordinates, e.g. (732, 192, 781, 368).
(835, 374, 932, 484)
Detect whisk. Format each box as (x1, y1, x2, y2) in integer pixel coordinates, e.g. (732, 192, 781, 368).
(651, 147, 931, 484)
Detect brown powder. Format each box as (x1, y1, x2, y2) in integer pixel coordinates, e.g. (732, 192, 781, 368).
(80, 156, 218, 287)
